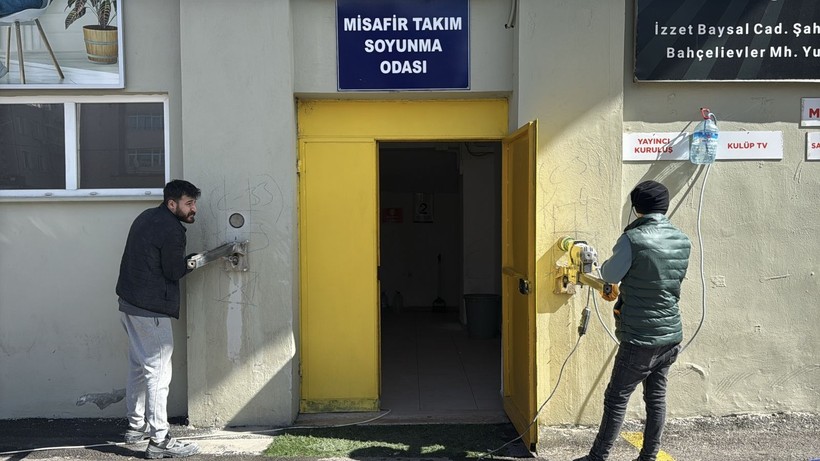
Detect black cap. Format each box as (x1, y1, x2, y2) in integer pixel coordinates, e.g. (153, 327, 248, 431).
(630, 180, 669, 214)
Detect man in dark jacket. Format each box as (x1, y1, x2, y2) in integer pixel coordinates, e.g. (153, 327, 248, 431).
(574, 180, 691, 461)
(116, 180, 201, 459)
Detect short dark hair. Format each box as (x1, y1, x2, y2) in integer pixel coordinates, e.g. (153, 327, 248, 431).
(163, 180, 201, 204)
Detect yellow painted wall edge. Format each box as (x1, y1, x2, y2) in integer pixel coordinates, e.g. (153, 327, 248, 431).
(297, 99, 509, 140)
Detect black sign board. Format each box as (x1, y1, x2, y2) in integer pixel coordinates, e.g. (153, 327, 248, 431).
(635, 0, 820, 81)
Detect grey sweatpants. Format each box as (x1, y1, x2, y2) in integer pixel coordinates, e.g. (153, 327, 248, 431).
(121, 312, 173, 442)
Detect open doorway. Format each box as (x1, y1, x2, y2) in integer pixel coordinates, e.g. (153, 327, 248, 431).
(378, 141, 505, 422)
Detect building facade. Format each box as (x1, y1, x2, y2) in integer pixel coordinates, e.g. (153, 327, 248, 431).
(1, 0, 818, 449)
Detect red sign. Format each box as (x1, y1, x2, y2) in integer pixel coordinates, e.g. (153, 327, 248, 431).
(381, 208, 403, 223)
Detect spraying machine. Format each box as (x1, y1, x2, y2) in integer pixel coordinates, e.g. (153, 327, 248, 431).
(554, 237, 618, 337)
(554, 237, 614, 297)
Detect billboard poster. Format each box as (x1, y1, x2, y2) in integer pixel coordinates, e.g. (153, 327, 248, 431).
(0, 0, 124, 89)
(635, 0, 820, 81)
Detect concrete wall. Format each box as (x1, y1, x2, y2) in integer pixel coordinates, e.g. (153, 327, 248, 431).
(179, 0, 299, 427)
(621, 4, 820, 417)
(0, 0, 185, 418)
(0, 0, 300, 425)
(514, 0, 627, 427)
(515, 0, 819, 430)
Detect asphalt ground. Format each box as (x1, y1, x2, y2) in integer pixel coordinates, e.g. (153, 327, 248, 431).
(0, 412, 818, 461)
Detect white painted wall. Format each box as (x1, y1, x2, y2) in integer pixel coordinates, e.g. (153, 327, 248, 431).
(513, 0, 625, 427)
(0, 0, 184, 418)
(179, 0, 298, 427)
(621, 12, 820, 417)
(512, 0, 820, 431)
(0, 204, 173, 417)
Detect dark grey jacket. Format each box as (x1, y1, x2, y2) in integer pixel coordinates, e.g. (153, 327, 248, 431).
(116, 205, 191, 318)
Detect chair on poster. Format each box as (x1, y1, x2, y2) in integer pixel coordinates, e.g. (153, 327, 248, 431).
(0, 0, 64, 84)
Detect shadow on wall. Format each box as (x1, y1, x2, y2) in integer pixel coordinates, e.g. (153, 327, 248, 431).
(225, 354, 296, 427)
(536, 127, 701, 317)
(572, 346, 618, 424)
(536, 238, 576, 315)
(625, 130, 702, 226)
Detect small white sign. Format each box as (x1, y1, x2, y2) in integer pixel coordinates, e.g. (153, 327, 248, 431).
(807, 132, 820, 160)
(623, 131, 782, 162)
(801, 98, 820, 127)
(718, 131, 782, 160)
(622, 132, 689, 161)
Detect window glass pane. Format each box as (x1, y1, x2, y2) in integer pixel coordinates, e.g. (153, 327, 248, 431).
(79, 103, 165, 189)
(0, 104, 65, 189)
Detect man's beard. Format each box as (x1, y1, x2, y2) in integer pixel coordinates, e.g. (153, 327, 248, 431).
(175, 209, 195, 223)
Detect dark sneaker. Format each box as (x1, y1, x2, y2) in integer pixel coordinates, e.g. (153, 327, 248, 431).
(124, 424, 149, 444)
(145, 435, 200, 459)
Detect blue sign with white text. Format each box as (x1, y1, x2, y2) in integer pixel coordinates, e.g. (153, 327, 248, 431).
(337, 0, 469, 91)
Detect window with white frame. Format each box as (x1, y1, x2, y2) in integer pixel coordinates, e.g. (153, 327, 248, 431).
(0, 96, 170, 198)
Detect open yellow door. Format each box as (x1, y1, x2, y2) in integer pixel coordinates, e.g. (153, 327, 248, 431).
(297, 99, 508, 414)
(298, 139, 380, 412)
(501, 121, 537, 450)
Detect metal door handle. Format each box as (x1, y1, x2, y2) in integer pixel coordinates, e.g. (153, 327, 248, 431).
(503, 267, 531, 295)
(518, 278, 531, 295)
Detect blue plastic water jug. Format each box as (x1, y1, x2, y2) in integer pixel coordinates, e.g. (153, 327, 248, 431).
(690, 108, 718, 164)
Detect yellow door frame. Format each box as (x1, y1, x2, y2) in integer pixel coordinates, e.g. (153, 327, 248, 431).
(297, 99, 509, 412)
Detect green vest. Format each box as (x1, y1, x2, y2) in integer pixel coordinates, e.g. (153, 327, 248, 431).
(615, 214, 691, 347)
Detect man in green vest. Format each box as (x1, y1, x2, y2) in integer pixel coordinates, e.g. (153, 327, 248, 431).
(573, 180, 691, 461)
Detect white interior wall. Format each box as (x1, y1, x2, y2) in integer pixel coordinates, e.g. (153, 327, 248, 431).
(379, 190, 460, 309)
(378, 142, 501, 321)
(461, 143, 501, 323)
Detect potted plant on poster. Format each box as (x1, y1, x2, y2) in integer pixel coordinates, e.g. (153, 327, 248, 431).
(65, 0, 118, 64)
